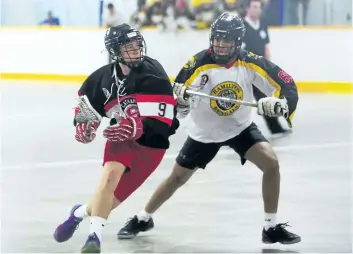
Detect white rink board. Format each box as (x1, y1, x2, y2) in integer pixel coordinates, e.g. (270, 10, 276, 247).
(1, 28, 352, 82)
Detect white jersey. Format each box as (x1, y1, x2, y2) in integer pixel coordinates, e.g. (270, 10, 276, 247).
(175, 49, 298, 143)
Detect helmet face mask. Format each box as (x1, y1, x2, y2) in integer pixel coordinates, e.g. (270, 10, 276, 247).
(210, 33, 237, 64)
(118, 38, 146, 67)
(105, 24, 146, 68)
(209, 12, 245, 65)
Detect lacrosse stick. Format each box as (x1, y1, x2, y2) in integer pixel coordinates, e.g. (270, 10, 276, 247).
(185, 90, 284, 115)
(185, 90, 258, 108)
(74, 95, 102, 136)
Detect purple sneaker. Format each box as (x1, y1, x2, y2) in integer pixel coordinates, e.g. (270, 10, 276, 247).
(80, 233, 101, 253)
(53, 204, 83, 242)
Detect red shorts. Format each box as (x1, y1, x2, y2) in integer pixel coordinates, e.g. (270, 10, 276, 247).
(103, 140, 166, 202)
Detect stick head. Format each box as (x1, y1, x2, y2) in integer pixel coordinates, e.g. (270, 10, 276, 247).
(74, 95, 102, 124)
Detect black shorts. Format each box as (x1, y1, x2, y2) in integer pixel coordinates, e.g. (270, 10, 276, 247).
(176, 122, 268, 169)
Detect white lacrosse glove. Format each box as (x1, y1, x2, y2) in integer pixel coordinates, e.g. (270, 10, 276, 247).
(172, 83, 190, 118)
(257, 97, 289, 118)
(173, 82, 189, 103)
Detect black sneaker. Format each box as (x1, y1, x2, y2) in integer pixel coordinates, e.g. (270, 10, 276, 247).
(262, 222, 301, 244)
(117, 216, 154, 239)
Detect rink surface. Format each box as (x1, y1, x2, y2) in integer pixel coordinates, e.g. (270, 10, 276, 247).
(1, 81, 352, 253)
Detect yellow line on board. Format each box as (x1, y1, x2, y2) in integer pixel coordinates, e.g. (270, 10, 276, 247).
(1, 73, 352, 93)
(0, 73, 87, 83)
(296, 81, 353, 93)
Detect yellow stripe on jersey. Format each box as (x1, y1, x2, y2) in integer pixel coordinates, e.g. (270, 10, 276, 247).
(185, 61, 281, 97)
(182, 60, 295, 124)
(184, 64, 219, 87)
(184, 60, 294, 124)
(240, 60, 295, 123)
(238, 60, 281, 98)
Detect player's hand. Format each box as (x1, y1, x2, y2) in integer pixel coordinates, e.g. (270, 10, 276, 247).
(173, 82, 189, 102)
(176, 100, 190, 118)
(103, 116, 143, 142)
(257, 97, 288, 118)
(75, 121, 100, 144)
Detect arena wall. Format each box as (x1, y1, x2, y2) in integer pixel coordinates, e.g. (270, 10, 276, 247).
(0, 27, 352, 93)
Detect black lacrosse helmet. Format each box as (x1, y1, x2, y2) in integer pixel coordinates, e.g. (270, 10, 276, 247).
(104, 23, 146, 68)
(209, 12, 246, 64)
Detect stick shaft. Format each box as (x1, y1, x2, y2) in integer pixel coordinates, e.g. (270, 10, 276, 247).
(186, 90, 258, 108)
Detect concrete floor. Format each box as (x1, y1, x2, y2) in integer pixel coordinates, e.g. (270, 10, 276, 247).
(1, 81, 352, 253)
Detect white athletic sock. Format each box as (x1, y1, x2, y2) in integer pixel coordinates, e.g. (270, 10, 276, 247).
(89, 216, 106, 240)
(74, 204, 88, 218)
(264, 213, 277, 230)
(137, 209, 153, 222)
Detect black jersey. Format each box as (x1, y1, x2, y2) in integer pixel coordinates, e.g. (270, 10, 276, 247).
(243, 18, 269, 57)
(76, 56, 179, 149)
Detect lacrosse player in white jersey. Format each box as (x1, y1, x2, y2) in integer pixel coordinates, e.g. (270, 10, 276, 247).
(117, 12, 301, 245)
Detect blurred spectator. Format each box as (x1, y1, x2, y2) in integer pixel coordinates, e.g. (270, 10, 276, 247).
(103, 3, 120, 28)
(192, 0, 218, 28)
(242, 0, 288, 135)
(103, 3, 121, 64)
(218, 0, 238, 14)
(175, 0, 189, 17)
(130, 0, 147, 28)
(242, 0, 270, 59)
(234, 0, 269, 18)
(284, 0, 310, 25)
(138, 0, 147, 11)
(39, 11, 60, 26)
(129, 0, 295, 30)
(234, 0, 251, 18)
(173, 0, 196, 30)
(130, 0, 167, 29)
(143, 0, 168, 30)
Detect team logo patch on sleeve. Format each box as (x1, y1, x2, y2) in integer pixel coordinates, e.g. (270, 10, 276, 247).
(120, 97, 140, 117)
(183, 56, 196, 69)
(278, 71, 293, 83)
(105, 96, 140, 119)
(247, 52, 262, 59)
(210, 81, 243, 116)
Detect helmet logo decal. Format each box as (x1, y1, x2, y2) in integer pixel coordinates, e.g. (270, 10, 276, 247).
(127, 31, 137, 38)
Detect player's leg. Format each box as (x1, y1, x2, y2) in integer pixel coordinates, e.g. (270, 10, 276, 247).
(144, 162, 195, 214)
(82, 142, 166, 252)
(53, 160, 125, 246)
(117, 163, 195, 239)
(53, 140, 135, 252)
(246, 143, 301, 244)
(79, 161, 126, 253)
(70, 197, 119, 220)
(117, 137, 221, 239)
(229, 123, 301, 244)
(245, 142, 280, 216)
